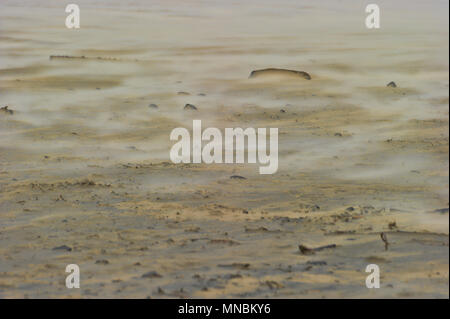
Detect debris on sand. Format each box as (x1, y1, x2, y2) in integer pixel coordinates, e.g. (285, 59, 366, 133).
(218, 263, 250, 270)
(148, 103, 159, 109)
(263, 280, 284, 289)
(157, 287, 165, 294)
(245, 226, 269, 233)
(306, 260, 327, 266)
(49, 55, 120, 61)
(249, 68, 311, 80)
(298, 244, 337, 255)
(298, 245, 315, 255)
(209, 239, 240, 246)
(429, 208, 449, 214)
(245, 226, 281, 233)
(387, 81, 397, 88)
(52, 245, 72, 252)
(299, 203, 320, 212)
(380, 232, 389, 250)
(177, 91, 190, 95)
(184, 103, 198, 111)
(142, 271, 163, 278)
(0, 106, 14, 115)
(388, 221, 397, 230)
(56, 194, 66, 202)
(95, 259, 109, 265)
(230, 175, 246, 180)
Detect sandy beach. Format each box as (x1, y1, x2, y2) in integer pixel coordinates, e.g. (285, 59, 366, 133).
(0, 0, 448, 298)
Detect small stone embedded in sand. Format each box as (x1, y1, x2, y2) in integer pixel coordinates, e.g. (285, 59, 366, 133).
(230, 175, 246, 180)
(249, 68, 311, 80)
(95, 259, 109, 265)
(52, 245, 72, 252)
(148, 103, 159, 109)
(387, 81, 397, 88)
(184, 104, 197, 111)
(0, 106, 14, 115)
(142, 271, 163, 278)
(177, 91, 190, 95)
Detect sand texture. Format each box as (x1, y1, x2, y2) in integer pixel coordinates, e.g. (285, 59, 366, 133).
(0, 0, 448, 298)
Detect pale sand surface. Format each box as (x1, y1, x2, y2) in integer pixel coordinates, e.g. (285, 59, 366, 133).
(0, 0, 448, 298)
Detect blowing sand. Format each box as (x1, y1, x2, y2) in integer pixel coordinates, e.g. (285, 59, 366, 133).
(0, 0, 448, 298)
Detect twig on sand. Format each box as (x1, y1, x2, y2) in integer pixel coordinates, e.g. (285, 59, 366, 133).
(50, 55, 120, 61)
(380, 232, 389, 250)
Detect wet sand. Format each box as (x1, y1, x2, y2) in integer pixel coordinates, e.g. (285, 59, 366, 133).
(0, 0, 448, 298)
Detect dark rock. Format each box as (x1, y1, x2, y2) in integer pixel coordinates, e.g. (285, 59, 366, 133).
(148, 103, 159, 109)
(298, 245, 315, 255)
(388, 221, 397, 230)
(95, 259, 109, 265)
(230, 175, 246, 180)
(142, 271, 163, 278)
(0, 106, 13, 115)
(52, 245, 72, 252)
(184, 104, 197, 111)
(299, 244, 336, 255)
(387, 81, 397, 88)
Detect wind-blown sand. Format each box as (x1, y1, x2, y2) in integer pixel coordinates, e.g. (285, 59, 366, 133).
(0, 0, 448, 298)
